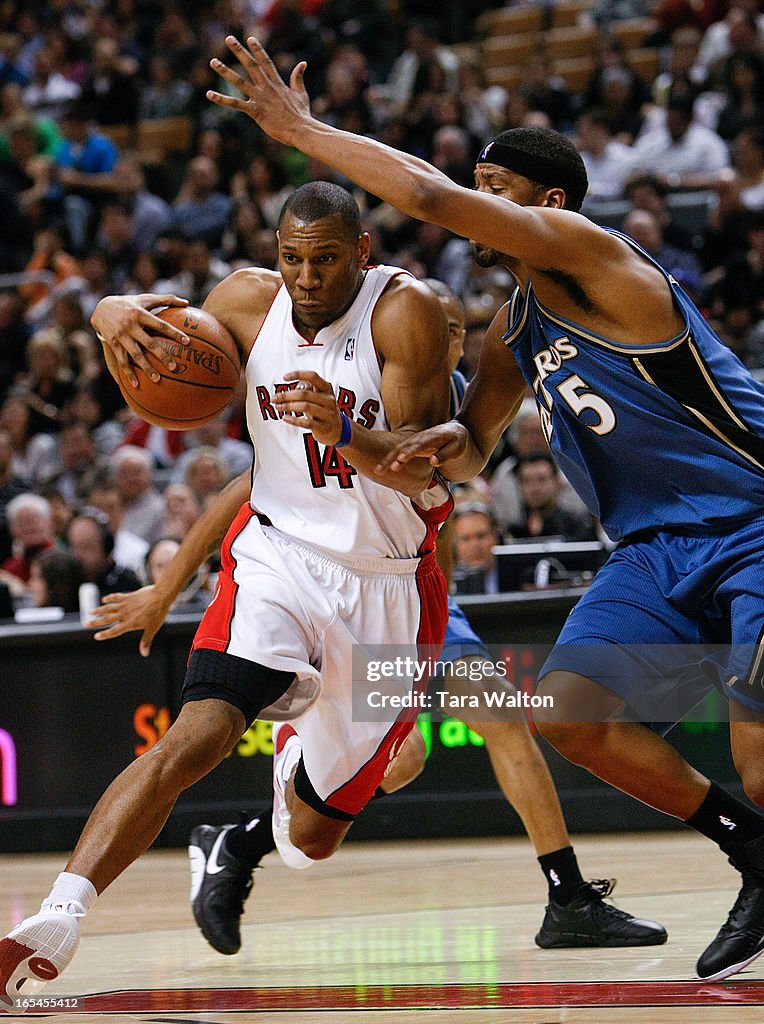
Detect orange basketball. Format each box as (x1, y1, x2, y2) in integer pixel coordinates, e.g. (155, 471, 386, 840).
(115, 307, 241, 429)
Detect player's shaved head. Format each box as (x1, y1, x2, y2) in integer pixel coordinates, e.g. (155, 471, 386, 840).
(279, 181, 361, 240)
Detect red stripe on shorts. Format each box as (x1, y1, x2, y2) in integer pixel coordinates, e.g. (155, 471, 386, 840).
(192, 503, 256, 655)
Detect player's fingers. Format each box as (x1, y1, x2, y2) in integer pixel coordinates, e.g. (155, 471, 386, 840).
(289, 61, 309, 96)
(142, 294, 187, 309)
(224, 35, 269, 85)
(206, 89, 250, 112)
(93, 620, 130, 641)
(244, 35, 282, 83)
(139, 626, 159, 657)
(116, 329, 163, 383)
(283, 370, 332, 393)
(209, 56, 253, 96)
(140, 310, 188, 348)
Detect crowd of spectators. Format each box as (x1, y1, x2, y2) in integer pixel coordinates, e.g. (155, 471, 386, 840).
(0, 0, 762, 608)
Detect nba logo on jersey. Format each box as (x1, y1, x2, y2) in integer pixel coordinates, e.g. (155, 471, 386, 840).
(344, 337, 356, 361)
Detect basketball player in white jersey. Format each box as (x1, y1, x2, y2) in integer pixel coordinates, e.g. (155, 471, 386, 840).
(0, 182, 453, 1009)
(86, 283, 664, 960)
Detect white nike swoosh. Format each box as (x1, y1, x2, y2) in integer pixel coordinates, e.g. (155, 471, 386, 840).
(205, 827, 232, 875)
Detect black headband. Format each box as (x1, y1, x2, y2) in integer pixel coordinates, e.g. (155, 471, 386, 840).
(477, 141, 562, 189)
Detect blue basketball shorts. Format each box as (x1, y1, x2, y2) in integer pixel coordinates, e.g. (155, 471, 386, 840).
(435, 597, 492, 668)
(538, 518, 764, 721)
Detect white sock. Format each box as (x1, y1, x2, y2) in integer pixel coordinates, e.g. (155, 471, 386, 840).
(41, 872, 97, 917)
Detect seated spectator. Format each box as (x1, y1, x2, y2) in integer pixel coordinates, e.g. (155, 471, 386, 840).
(84, 481, 149, 574)
(710, 128, 764, 245)
(144, 534, 214, 608)
(0, 33, 29, 88)
(519, 54, 574, 133)
(79, 38, 140, 127)
(577, 109, 634, 203)
(144, 537, 180, 585)
(160, 482, 201, 543)
(624, 173, 700, 252)
(122, 250, 161, 295)
(0, 393, 56, 484)
(16, 327, 76, 435)
(52, 100, 119, 253)
(622, 208, 704, 298)
(155, 237, 229, 308)
(696, 3, 764, 83)
(94, 200, 136, 292)
(37, 482, 75, 546)
(138, 55, 192, 120)
(0, 289, 30, 398)
(452, 501, 500, 595)
(506, 455, 599, 542)
(19, 224, 81, 315)
(715, 51, 764, 142)
(22, 49, 80, 121)
(170, 155, 233, 249)
(112, 445, 165, 544)
(42, 420, 110, 506)
(581, 37, 649, 138)
(490, 399, 590, 534)
(1, 490, 55, 582)
(66, 506, 142, 596)
(28, 547, 82, 612)
(379, 19, 459, 114)
(599, 66, 646, 143)
(107, 154, 173, 252)
(0, 98, 58, 209)
(180, 446, 231, 507)
(629, 93, 730, 189)
(171, 418, 252, 484)
(652, 28, 706, 108)
(49, 287, 101, 383)
(67, 381, 124, 455)
(0, 425, 28, 561)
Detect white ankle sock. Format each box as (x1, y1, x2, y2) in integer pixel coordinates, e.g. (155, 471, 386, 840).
(41, 872, 97, 917)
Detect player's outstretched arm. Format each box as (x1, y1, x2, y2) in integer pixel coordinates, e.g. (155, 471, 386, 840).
(88, 470, 251, 656)
(92, 293, 190, 388)
(380, 304, 528, 483)
(207, 36, 598, 272)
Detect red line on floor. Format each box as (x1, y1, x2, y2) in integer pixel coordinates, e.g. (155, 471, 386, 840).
(51, 981, 764, 1013)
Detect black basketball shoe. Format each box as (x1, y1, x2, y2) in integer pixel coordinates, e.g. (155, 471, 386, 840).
(696, 836, 764, 981)
(535, 879, 668, 948)
(189, 824, 255, 955)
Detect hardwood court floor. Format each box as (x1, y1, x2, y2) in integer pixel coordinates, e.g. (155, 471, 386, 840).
(1, 833, 764, 1022)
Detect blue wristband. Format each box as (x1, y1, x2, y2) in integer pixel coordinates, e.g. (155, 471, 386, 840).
(335, 411, 352, 448)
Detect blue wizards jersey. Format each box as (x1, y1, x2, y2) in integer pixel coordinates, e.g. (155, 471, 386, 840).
(503, 230, 764, 540)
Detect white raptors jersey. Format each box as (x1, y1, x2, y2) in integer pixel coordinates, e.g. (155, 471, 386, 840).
(245, 265, 451, 559)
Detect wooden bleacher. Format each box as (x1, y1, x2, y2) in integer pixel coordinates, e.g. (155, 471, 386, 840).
(136, 116, 193, 161)
(478, 2, 661, 98)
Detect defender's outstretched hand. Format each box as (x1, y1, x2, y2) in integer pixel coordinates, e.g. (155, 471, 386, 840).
(207, 35, 311, 144)
(376, 422, 469, 475)
(88, 586, 173, 658)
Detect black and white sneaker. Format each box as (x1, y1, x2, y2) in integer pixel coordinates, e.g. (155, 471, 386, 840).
(189, 824, 255, 955)
(697, 837, 764, 982)
(535, 879, 668, 948)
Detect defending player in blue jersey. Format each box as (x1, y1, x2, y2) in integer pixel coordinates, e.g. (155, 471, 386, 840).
(204, 34, 764, 982)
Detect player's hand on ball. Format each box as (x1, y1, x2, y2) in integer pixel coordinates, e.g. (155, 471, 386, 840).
(91, 294, 189, 388)
(275, 370, 345, 446)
